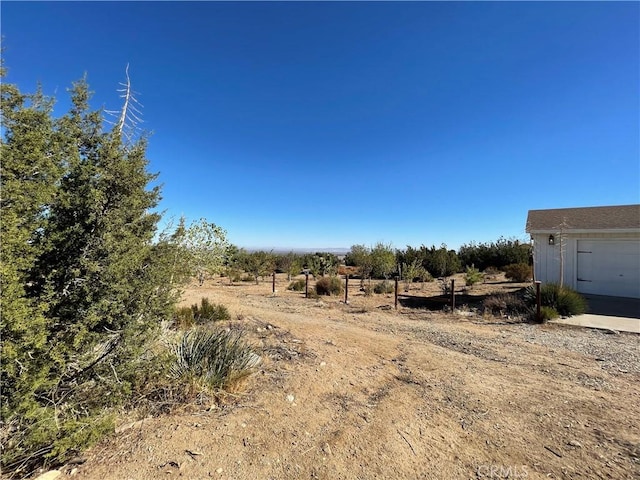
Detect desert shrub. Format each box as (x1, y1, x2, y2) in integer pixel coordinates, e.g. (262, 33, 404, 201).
(175, 298, 230, 328)
(483, 293, 528, 317)
(402, 259, 421, 291)
(170, 328, 261, 391)
(287, 279, 306, 291)
(196, 298, 231, 323)
(438, 278, 452, 295)
(554, 288, 587, 316)
(464, 266, 483, 286)
(226, 267, 243, 283)
(373, 280, 394, 294)
(315, 276, 343, 296)
(503, 263, 532, 282)
(362, 284, 373, 296)
(241, 274, 255, 282)
(174, 306, 196, 328)
(484, 266, 500, 275)
(524, 283, 587, 317)
(483, 266, 500, 281)
(417, 268, 434, 285)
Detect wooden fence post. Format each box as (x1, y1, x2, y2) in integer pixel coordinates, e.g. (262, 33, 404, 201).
(272, 271, 276, 293)
(450, 279, 455, 311)
(344, 274, 349, 304)
(394, 276, 399, 310)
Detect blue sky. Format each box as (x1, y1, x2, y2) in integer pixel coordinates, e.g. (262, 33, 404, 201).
(2, 1, 639, 251)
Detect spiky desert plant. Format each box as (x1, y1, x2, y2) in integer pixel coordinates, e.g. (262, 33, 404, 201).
(523, 283, 587, 317)
(170, 328, 261, 391)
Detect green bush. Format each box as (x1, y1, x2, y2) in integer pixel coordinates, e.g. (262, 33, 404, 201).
(315, 276, 344, 296)
(524, 283, 587, 317)
(417, 268, 434, 284)
(503, 263, 532, 282)
(287, 279, 306, 292)
(373, 280, 394, 294)
(174, 298, 230, 328)
(464, 266, 483, 286)
(170, 328, 261, 391)
(197, 298, 230, 322)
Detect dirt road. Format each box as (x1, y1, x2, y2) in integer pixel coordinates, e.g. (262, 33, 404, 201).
(71, 277, 640, 479)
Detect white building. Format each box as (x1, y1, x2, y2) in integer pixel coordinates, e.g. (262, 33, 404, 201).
(526, 205, 640, 299)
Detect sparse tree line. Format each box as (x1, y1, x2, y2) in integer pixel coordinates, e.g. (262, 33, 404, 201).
(229, 239, 531, 286)
(213, 238, 531, 289)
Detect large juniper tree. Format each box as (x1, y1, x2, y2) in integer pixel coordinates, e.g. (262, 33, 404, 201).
(1, 72, 176, 473)
(1, 73, 63, 469)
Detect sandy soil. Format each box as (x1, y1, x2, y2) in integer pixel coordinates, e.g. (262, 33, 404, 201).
(63, 274, 639, 479)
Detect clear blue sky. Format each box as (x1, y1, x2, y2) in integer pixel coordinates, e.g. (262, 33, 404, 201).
(2, 1, 639, 251)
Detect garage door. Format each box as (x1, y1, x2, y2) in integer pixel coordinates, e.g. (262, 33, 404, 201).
(577, 240, 640, 298)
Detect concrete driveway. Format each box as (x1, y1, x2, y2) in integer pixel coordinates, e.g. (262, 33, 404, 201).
(551, 294, 640, 333)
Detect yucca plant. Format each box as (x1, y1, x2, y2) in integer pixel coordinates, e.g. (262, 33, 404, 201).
(170, 328, 261, 391)
(524, 283, 587, 317)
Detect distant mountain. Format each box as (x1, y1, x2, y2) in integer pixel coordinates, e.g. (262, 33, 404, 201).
(243, 246, 350, 255)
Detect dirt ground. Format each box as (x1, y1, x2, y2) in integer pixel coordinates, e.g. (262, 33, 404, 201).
(65, 274, 639, 479)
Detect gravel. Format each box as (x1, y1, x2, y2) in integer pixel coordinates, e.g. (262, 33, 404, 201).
(396, 313, 640, 375)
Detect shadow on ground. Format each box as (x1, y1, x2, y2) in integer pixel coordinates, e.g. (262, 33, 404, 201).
(398, 294, 488, 311)
(584, 295, 640, 319)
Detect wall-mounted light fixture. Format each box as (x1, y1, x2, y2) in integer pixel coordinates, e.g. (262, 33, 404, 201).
(548, 234, 555, 245)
